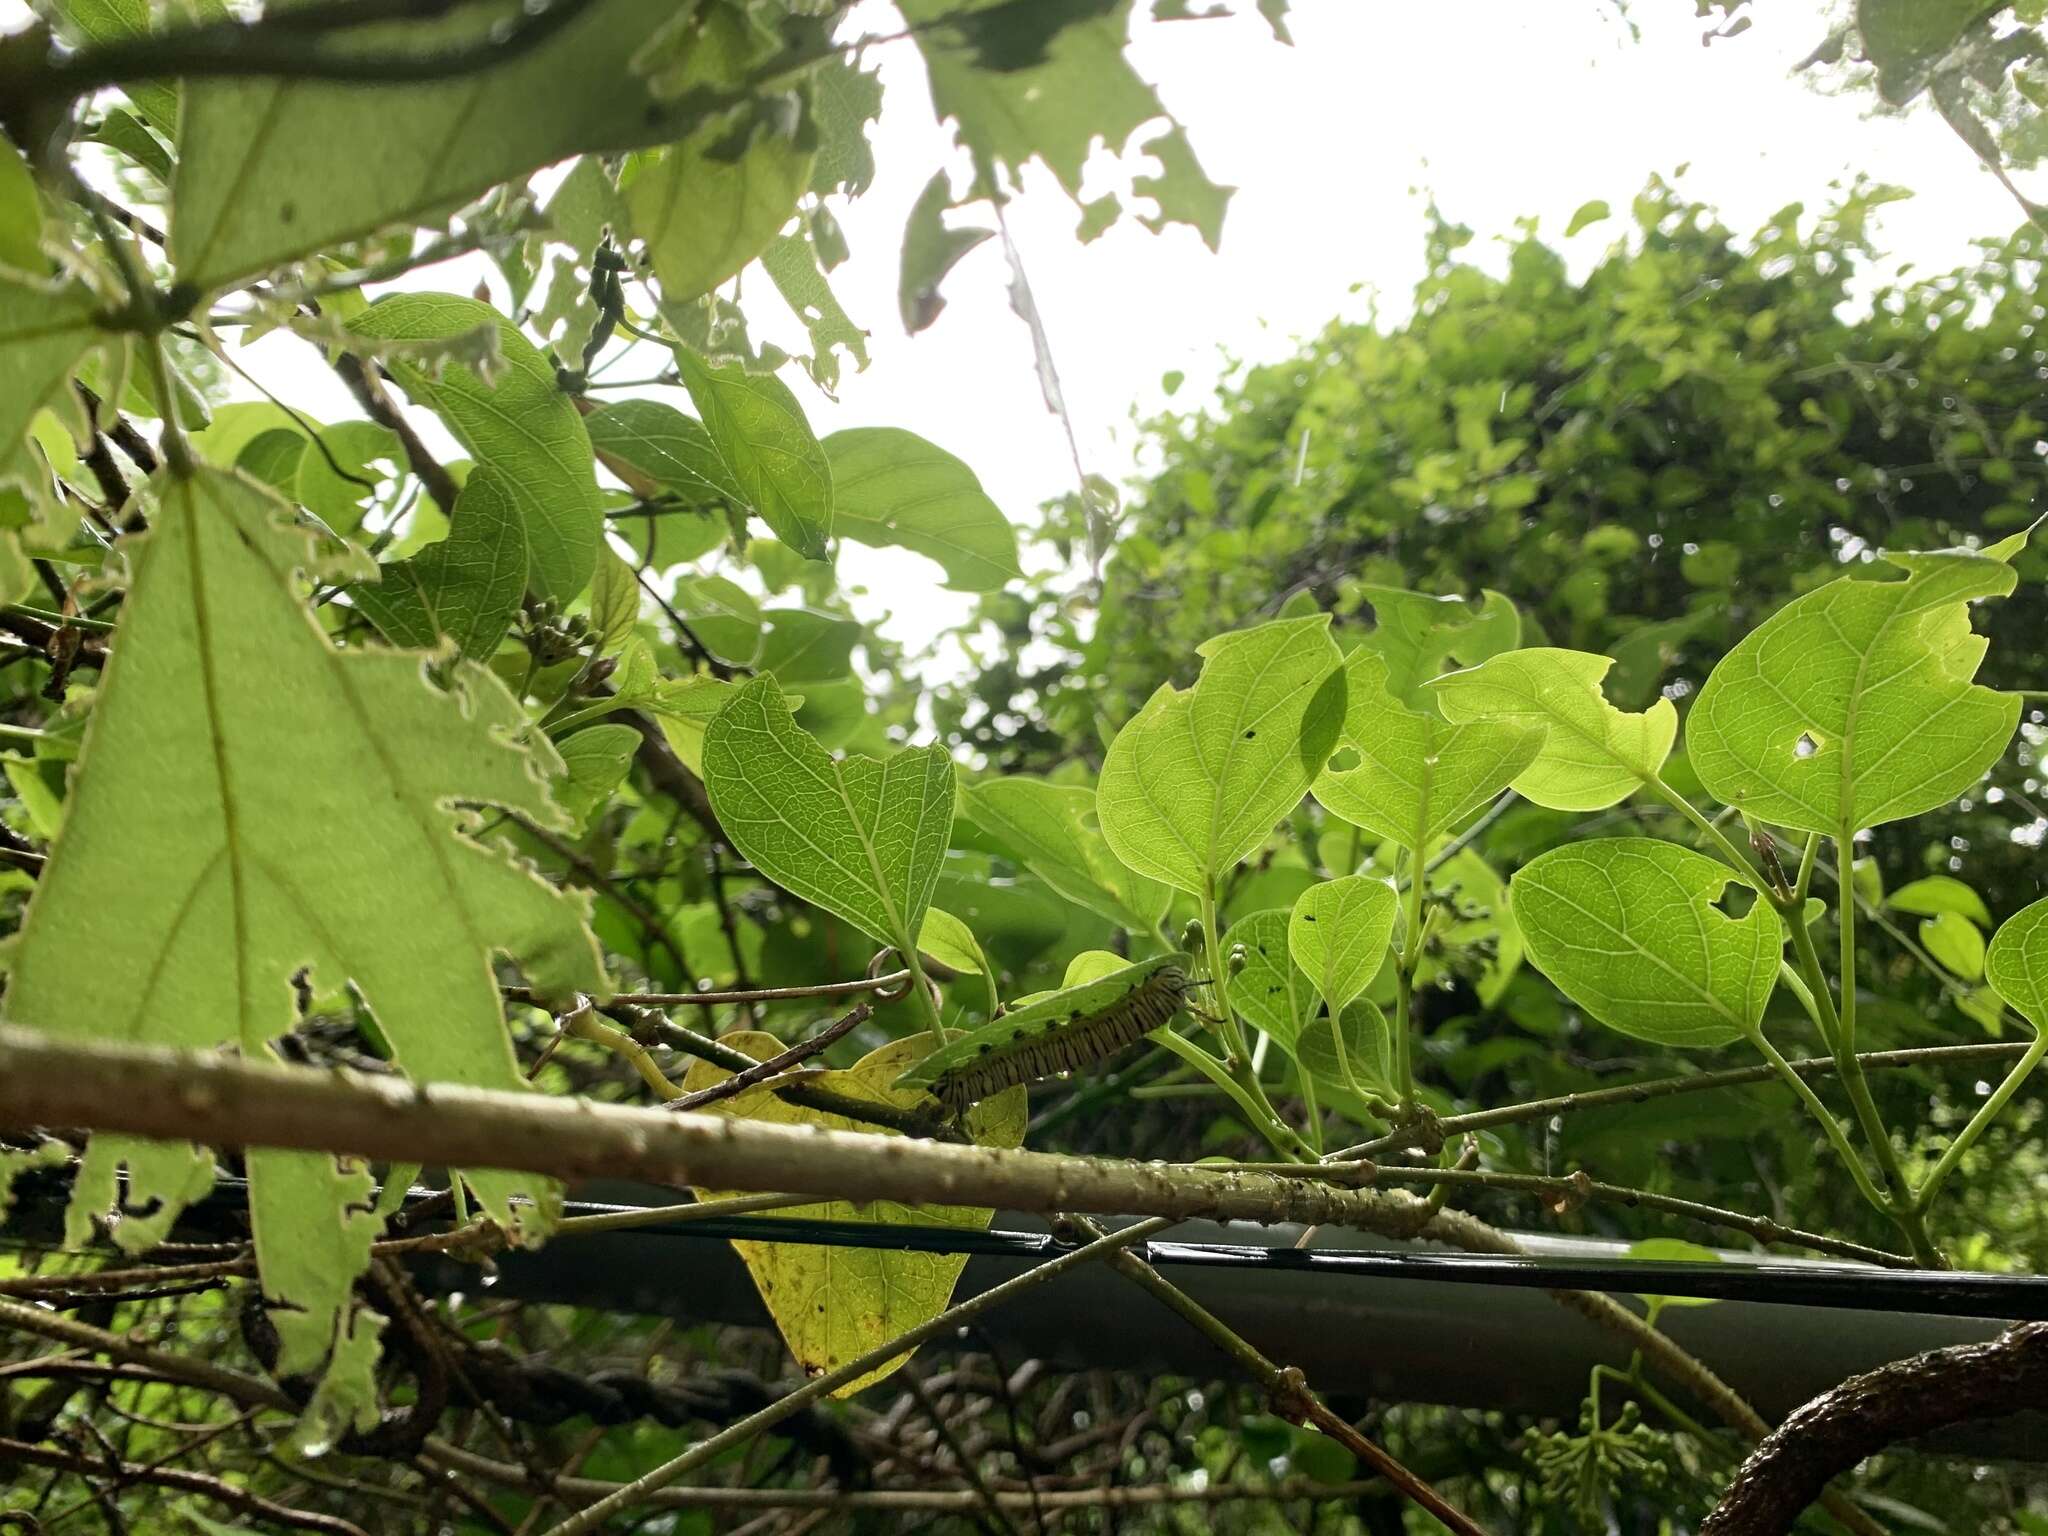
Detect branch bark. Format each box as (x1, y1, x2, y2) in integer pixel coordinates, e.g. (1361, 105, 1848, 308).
(1701, 1323, 2048, 1536)
(0, 1025, 1434, 1234)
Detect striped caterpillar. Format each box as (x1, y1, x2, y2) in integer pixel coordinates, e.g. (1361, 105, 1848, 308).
(893, 955, 1200, 1116)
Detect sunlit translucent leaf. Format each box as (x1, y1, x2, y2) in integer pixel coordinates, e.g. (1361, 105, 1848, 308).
(1857, 0, 1990, 105)
(899, 0, 1227, 245)
(348, 467, 527, 659)
(1297, 1000, 1394, 1102)
(1288, 876, 1397, 1017)
(1431, 649, 1678, 812)
(4, 467, 602, 1377)
(762, 233, 869, 391)
(823, 428, 1021, 592)
(626, 127, 812, 306)
(758, 608, 860, 684)
(350, 295, 602, 602)
(1311, 648, 1540, 848)
(1921, 910, 1987, 982)
(1626, 1238, 1723, 1309)
(586, 544, 640, 652)
(675, 350, 832, 560)
(1688, 550, 2020, 834)
(584, 398, 741, 506)
(1987, 896, 2048, 1030)
(1099, 616, 1345, 897)
(899, 171, 994, 334)
(1510, 839, 1780, 1048)
(1888, 875, 1992, 927)
(171, 0, 685, 289)
(702, 676, 952, 957)
(554, 724, 639, 832)
(1351, 585, 1521, 704)
(962, 776, 1171, 934)
(674, 574, 764, 668)
(809, 54, 885, 196)
(683, 1033, 1023, 1395)
(1227, 908, 1313, 1051)
(651, 675, 733, 777)
(44, 0, 179, 138)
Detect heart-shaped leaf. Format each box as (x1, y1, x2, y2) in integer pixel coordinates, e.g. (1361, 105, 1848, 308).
(1510, 838, 1780, 1048)
(1099, 616, 1345, 897)
(701, 676, 953, 961)
(1288, 875, 1398, 1018)
(1988, 896, 2048, 1031)
(1688, 549, 2021, 834)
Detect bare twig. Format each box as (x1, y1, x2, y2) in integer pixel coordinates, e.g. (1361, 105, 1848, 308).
(665, 1002, 872, 1113)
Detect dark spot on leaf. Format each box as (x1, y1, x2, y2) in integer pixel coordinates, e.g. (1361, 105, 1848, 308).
(1243, 728, 1256, 739)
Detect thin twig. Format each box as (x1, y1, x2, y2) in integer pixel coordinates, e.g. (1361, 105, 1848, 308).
(664, 1003, 871, 1113)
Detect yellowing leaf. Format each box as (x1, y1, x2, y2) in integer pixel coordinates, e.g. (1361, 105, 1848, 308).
(682, 1032, 1023, 1394)
(3, 467, 603, 1376)
(1431, 649, 1677, 812)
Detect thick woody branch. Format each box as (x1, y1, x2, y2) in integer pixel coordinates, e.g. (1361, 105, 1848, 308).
(0, 1025, 1433, 1234)
(1701, 1322, 2048, 1536)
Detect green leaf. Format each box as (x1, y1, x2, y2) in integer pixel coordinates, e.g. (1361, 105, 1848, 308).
(584, 398, 743, 505)
(0, 136, 43, 270)
(3, 467, 601, 1377)
(1311, 648, 1540, 848)
(651, 675, 734, 777)
(1887, 874, 1992, 927)
(1510, 838, 1781, 1048)
(1227, 908, 1314, 1051)
(586, 545, 640, 653)
(348, 467, 528, 659)
(1564, 199, 1612, 237)
(1626, 1238, 1723, 1309)
(1987, 896, 2048, 1031)
(899, 171, 994, 335)
(758, 608, 861, 684)
(823, 428, 1022, 592)
(1288, 875, 1398, 1017)
(682, 1032, 1023, 1396)
(1099, 616, 1346, 897)
(171, 0, 690, 289)
(1430, 649, 1678, 812)
(808, 54, 885, 197)
(701, 676, 953, 958)
(349, 295, 602, 602)
(1857, 0, 1990, 105)
(625, 128, 813, 306)
(673, 574, 764, 668)
(761, 233, 870, 391)
(1134, 126, 1230, 251)
(1352, 585, 1521, 704)
(675, 350, 833, 560)
(900, 0, 1228, 244)
(1920, 910, 1987, 982)
(1297, 999, 1394, 1102)
(1688, 550, 2020, 834)
(961, 776, 1171, 934)
(1, 273, 110, 511)
(554, 724, 640, 832)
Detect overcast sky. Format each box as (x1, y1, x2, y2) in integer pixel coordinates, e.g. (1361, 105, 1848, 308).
(39, 0, 2025, 661)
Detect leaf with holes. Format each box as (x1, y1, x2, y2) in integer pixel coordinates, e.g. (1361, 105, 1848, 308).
(823, 428, 1021, 593)
(1431, 649, 1677, 812)
(962, 776, 1170, 935)
(1227, 908, 1315, 1052)
(701, 676, 953, 961)
(350, 295, 602, 602)
(1099, 617, 1345, 897)
(1510, 839, 1780, 1048)
(1688, 549, 2021, 835)
(1288, 876, 1397, 1018)
(1351, 585, 1521, 704)
(682, 1032, 1023, 1395)
(1312, 648, 1540, 848)
(1987, 897, 2048, 1031)
(3, 466, 602, 1384)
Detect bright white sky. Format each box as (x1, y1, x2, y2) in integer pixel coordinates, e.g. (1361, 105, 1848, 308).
(38, 0, 2025, 662)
